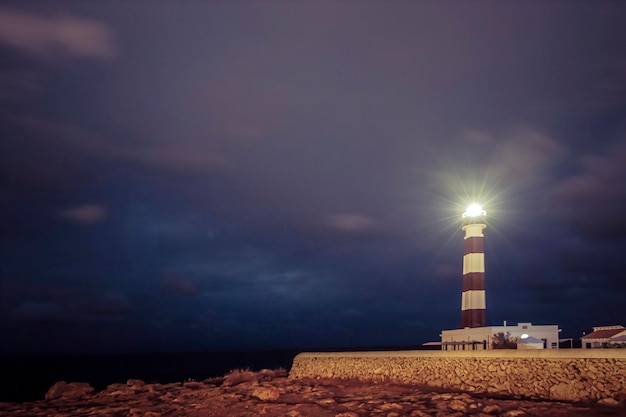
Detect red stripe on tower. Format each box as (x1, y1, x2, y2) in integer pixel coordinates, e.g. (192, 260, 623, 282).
(461, 203, 487, 328)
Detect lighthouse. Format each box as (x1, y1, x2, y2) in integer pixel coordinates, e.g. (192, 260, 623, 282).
(461, 203, 487, 328)
(438, 202, 561, 350)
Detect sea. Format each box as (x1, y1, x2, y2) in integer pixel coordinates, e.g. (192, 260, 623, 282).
(0, 345, 433, 403)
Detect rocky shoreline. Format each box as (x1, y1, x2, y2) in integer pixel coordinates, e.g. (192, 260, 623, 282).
(0, 369, 623, 417)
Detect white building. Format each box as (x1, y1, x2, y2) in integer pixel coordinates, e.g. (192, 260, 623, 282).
(581, 325, 626, 348)
(516, 335, 544, 350)
(441, 322, 560, 351)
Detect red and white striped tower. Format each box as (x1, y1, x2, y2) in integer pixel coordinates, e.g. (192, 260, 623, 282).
(461, 203, 487, 328)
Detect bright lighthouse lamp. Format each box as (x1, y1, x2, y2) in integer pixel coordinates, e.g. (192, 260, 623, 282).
(462, 203, 486, 218)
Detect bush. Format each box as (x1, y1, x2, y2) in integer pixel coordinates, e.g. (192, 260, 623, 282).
(202, 376, 225, 386)
(491, 332, 518, 349)
(222, 368, 258, 387)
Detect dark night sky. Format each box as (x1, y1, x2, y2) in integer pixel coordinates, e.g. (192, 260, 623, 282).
(1, 1, 626, 355)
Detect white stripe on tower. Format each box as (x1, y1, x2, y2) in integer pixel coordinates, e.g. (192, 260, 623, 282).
(461, 205, 487, 328)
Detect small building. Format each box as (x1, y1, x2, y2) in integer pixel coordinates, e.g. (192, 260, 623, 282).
(516, 335, 544, 350)
(441, 322, 560, 351)
(581, 325, 626, 348)
(608, 334, 626, 347)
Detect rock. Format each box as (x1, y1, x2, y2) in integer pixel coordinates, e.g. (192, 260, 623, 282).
(598, 397, 620, 407)
(379, 402, 403, 411)
(341, 400, 362, 410)
(128, 408, 145, 417)
(102, 387, 132, 396)
(503, 410, 526, 417)
(318, 398, 337, 405)
(127, 379, 145, 387)
(251, 386, 280, 401)
(437, 412, 462, 417)
(45, 381, 94, 400)
(549, 382, 580, 401)
(448, 399, 467, 412)
(45, 381, 69, 400)
(482, 404, 501, 414)
(432, 393, 454, 400)
(434, 400, 449, 410)
(4, 372, 624, 417)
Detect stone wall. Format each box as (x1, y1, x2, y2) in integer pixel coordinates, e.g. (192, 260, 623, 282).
(289, 350, 626, 403)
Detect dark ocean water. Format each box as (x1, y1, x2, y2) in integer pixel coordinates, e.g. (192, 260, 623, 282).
(0, 345, 431, 403)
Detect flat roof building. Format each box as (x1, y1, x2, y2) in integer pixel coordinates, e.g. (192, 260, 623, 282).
(441, 322, 560, 351)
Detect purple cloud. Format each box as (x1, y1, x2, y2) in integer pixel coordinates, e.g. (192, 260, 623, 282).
(0, 9, 115, 59)
(326, 213, 374, 233)
(0, 8, 115, 60)
(163, 275, 200, 297)
(550, 141, 626, 239)
(58, 204, 108, 225)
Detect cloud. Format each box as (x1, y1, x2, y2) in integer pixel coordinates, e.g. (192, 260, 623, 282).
(12, 301, 69, 322)
(457, 126, 564, 182)
(163, 275, 200, 297)
(128, 143, 227, 175)
(462, 128, 493, 145)
(326, 213, 374, 233)
(490, 126, 565, 185)
(164, 251, 330, 309)
(549, 141, 626, 240)
(339, 309, 365, 317)
(1, 116, 227, 191)
(0, 8, 115, 60)
(85, 292, 136, 317)
(6, 282, 137, 321)
(0, 71, 42, 101)
(189, 75, 286, 142)
(58, 204, 108, 225)
(434, 126, 565, 214)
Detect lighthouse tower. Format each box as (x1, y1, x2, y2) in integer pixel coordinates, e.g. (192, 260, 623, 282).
(461, 203, 487, 328)
(439, 203, 560, 350)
